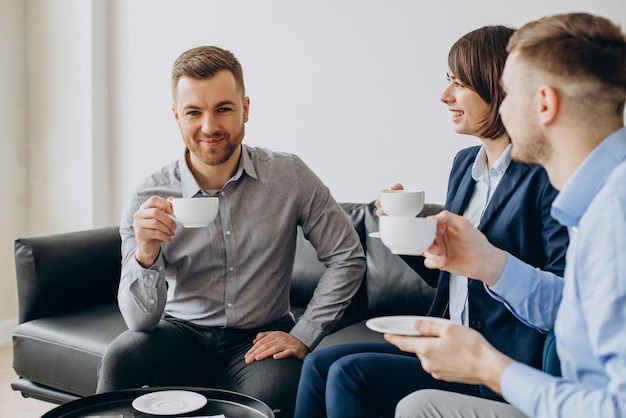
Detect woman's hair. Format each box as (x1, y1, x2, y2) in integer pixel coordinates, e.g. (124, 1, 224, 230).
(448, 25, 515, 140)
(171, 46, 245, 101)
(508, 13, 626, 115)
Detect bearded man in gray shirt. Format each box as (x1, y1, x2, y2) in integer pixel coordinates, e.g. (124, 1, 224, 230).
(95, 46, 366, 418)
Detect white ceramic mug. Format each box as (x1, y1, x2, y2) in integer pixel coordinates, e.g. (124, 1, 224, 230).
(379, 190, 425, 217)
(379, 216, 436, 255)
(170, 197, 219, 228)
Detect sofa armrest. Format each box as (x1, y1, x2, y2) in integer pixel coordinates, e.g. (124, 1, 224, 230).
(14, 226, 122, 323)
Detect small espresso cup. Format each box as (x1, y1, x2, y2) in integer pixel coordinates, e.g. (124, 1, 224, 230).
(379, 216, 436, 255)
(379, 190, 425, 217)
(170, 197, 219, 228)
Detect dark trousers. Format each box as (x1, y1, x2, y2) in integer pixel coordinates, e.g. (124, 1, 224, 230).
(293, 342, 482, 418)
(96, 316, 302, 418)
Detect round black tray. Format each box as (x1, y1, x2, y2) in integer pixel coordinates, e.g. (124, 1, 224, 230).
(41, 386, 275, 418)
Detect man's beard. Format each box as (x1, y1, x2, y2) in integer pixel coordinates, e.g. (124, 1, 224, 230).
(511, 136, 552, 165)
(195, 140, 238, 166)
(191, 126, 244, 166)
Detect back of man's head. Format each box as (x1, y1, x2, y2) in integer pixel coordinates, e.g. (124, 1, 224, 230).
(508, 13, 626, 117)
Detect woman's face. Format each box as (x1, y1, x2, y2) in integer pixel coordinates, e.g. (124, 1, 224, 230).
(440, 69, 491, 138)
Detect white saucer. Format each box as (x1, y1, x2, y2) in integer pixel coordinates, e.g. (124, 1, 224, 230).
(132, 390, 207, 415)
(366, 315, 450, 336)
(368, 231, 381, 238)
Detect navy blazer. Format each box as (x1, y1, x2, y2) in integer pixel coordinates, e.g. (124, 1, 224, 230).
(403, 146, 568, 399)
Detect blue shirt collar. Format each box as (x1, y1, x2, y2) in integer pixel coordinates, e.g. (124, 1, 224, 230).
(471, 143, 513, 182)
(551, 127, 626, 227)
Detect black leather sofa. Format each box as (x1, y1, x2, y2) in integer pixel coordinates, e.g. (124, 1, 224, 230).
(11, 202, 443, 404)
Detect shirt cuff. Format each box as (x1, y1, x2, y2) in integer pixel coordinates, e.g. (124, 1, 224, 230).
(290, 318, 323, 350)
(131, 252, 165, 287)
(502, 362, 555, 417)
(488, 253, 533, 305)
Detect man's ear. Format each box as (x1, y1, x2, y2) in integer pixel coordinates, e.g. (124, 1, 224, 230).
(243, 97, 250, 123)
(537, 85, 560, 126)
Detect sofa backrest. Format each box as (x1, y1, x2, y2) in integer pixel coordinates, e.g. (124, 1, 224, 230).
(14, 201, 443, 329)
(363, 203, 441, 317)
(14, 227, 122, 323)
(290, 202, 442, 330)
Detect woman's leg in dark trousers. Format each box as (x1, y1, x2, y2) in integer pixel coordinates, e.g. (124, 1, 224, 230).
(326, 352, 482, 418)
(294, 343, 405, 418)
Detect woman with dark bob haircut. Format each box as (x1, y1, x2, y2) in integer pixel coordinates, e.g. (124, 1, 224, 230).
(293, 25, 569, 418)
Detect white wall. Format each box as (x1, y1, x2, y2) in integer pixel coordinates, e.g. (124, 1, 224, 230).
(108, 0, 626, 214)
(0, 0, 27, 342)
(27, 0, 111, 234)
(1, 0, 625, 342)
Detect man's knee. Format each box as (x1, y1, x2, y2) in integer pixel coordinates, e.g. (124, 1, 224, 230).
(395, 389, 444, 418)
(301, 349, 332, 379)
(232, 357, 302, 418)
(327, 354, 365, 392)
(98, 325, 206, 392)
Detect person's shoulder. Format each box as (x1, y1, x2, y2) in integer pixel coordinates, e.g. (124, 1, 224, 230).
(245, 145, 309, 173)
(451, 146, 480, 167)
(246, 144, 301, 162)
(133, 159, 181, 193)
(455, 146, 480, 157)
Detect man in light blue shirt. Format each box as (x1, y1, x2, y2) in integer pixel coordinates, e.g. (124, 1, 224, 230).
(385, 12, 626, 418)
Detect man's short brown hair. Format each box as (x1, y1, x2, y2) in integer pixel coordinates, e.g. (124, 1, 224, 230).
(508, 13, 626, 114)
(171, 46, 245, 101)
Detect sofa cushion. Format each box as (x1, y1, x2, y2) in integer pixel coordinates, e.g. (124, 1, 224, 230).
(12, 305, 128, 397)
(315, 320, 385, 351)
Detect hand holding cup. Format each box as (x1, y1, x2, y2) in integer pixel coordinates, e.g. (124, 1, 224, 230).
(379, 189, 425, 217)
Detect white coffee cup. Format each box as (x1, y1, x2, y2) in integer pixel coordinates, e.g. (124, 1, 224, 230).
(170, 197, 219, 228)
(379, 190, 425, 217)
(379, 216, 436, 255)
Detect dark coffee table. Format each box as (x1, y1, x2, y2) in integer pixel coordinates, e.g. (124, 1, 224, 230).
(41, 386, 275, 417)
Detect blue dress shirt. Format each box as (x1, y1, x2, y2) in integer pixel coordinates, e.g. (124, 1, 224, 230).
(490, 127, 626, 417)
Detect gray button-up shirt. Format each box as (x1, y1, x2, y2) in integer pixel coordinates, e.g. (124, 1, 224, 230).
(118, 144, 366, 349)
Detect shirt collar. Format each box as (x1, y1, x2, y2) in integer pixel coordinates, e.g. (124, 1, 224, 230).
(551, 127, 626, 227)
(471, 144, 513, 181)
(178, 144, 260, 197)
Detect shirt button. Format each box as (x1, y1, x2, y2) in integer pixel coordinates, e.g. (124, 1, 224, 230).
(149, 299, 155, 304)
(470, 319, 485, 330)
(148, 274, 155, 279)
(158, 266, 163, 271)
(227, 302, 233, 308)
(226, 230, 231, 236)
(229, 267, 234, 272)
(221, 191, 226, 197)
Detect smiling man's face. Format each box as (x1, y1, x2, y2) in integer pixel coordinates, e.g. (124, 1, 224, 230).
(172, 69, 249, 169)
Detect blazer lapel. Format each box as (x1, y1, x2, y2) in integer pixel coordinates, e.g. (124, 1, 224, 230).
(447, 163, 475, 215)
(478, 162, 530, 230)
